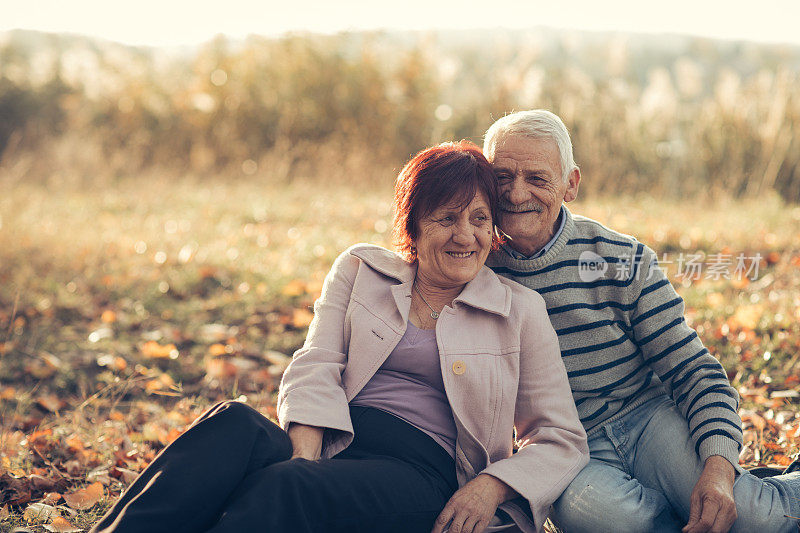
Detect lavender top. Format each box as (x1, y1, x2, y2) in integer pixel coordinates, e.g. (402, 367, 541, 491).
(350, 322, 457, 457)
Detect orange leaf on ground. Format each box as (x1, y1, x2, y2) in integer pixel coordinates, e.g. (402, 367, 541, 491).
(36, 395, 66, 413)
(23, 502, 60, 521)
(0, 504, 8, 519)
(28, 428, 54, 446)
(44, 516, 82, 532)
(42, 492, 62, 505)
(282, 279, 306, 297)
(141, 341, 178, 359)
(110, 467, 139, 484)
(145, 373, 176, 394)
(205, 358, 238, 380)
(100, 310, 117, 323)
(291, 308, 314, 328)
(63, 482, 103, 510)
(209, 343, 227, 356)
(772, 454, 794, 466)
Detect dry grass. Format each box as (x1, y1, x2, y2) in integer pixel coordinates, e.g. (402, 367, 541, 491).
(1, 178, 799, 531)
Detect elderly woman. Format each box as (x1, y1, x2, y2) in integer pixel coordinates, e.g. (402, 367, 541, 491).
(91, 141, 588, 533)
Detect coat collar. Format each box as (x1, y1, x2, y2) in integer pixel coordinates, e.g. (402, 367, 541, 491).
(348, 244, 511, 318)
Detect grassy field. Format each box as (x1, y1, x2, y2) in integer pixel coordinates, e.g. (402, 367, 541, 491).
(1, 178, 799, 531)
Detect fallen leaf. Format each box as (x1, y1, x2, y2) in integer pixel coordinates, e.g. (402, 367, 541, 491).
(208, 343, 227, 356)
(44, 516, 82, 532)
(36, 395, 66, 413)
(62, 460, 82, 477)
(101, 310, 117, 323)
(42, 492, 62, 505)
(145, 373, 177, 394)
(0, 504, 8, 519)
(86, 468, 113, 486)
(141, 341, 178, 359)
(770, 390, 800, 399)
(29, 474, 58, 492)
(110, 466, 139, 484)
(0, 386, 16, 400)
(63, 482, 103, 510)
(205, 358, 238, 380)
(772, 454, 794, 466)
(28, 428, 54, 446)
(291, 308, 314, 328)
(23, 502, 60, 522)
(282, 279, 306, 297)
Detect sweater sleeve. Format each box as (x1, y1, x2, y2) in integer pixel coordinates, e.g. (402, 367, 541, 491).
(629, 244, 742, 465)
(481, 291, 590, 532)
(276, 250, 359, 440)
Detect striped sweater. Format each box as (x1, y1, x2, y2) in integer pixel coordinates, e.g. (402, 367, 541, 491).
(487, 208, 743, 465)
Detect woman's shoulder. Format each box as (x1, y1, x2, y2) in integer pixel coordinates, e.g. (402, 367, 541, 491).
(339, 244, 414, 282)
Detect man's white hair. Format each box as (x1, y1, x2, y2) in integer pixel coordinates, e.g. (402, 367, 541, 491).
(483, 109, 578, 183)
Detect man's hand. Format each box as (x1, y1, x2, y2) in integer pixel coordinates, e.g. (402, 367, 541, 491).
(431, 474, 517, 533)
(682, 455, 737, 533)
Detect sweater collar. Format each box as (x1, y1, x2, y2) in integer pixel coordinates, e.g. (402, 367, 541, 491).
(349, 245, 511, 317)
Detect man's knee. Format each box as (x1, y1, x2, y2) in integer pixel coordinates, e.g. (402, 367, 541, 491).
(730, 475, 800, 533)
(552, 475, 677, 533)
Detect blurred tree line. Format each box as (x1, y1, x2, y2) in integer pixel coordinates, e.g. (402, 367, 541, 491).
(1, 28, 799, 200)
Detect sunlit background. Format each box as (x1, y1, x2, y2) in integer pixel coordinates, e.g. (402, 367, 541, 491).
(5, 0, 800, 46)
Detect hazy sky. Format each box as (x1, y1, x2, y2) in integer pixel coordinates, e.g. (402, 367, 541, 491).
(3, 0, 800, 47)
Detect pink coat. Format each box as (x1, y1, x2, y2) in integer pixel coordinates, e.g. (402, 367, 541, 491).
(277, 244, 588, 532)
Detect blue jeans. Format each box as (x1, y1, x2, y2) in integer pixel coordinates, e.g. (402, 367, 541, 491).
(551, 395, 800, 532)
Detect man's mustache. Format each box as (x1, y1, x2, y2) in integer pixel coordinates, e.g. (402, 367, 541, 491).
(498, 198, 545, 213)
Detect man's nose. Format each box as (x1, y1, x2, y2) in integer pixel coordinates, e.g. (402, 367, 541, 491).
(505, 178, 530, 204)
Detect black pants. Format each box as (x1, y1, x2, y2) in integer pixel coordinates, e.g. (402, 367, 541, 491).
(91, 401, 457, 533)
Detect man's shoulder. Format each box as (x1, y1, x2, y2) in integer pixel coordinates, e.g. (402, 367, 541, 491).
(569, 213, 657, 258)
(571, 213, 636, 245)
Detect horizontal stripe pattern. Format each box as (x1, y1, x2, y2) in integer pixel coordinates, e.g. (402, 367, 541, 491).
(487, 208, 743, 464)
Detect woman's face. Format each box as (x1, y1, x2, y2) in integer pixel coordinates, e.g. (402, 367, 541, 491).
(414, 191, 493, 290)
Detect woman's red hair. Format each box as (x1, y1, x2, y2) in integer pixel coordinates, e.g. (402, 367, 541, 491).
(392, 140, 502, 262)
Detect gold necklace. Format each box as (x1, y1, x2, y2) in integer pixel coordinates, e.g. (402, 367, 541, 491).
(414, 285, 440, 319)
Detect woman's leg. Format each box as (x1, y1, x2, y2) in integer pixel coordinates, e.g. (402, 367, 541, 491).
(91, 401, 293, 533)
(206, 407, 457, 533)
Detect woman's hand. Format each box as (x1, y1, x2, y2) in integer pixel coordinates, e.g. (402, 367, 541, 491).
(431, 474, 518, 533)
(286, 423, 324, 461)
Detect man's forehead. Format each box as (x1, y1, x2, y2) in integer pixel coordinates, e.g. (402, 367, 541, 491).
(491, 135, 560, 169)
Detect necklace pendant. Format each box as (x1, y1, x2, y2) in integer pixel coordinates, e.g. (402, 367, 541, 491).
(430, 311, 439, 319)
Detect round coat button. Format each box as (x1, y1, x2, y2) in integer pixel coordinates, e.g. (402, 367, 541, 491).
(452, 361, 466, 375)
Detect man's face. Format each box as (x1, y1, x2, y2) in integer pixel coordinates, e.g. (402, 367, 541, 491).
(491, 134, 580, 256)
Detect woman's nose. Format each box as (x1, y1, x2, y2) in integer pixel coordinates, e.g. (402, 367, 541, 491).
(451, 220, 475, 245)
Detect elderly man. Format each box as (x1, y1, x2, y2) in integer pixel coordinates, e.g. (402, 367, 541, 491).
(483, 109, 800, 533)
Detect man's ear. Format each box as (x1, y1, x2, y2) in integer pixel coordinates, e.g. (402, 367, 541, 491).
(563, 167, 581, 203)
